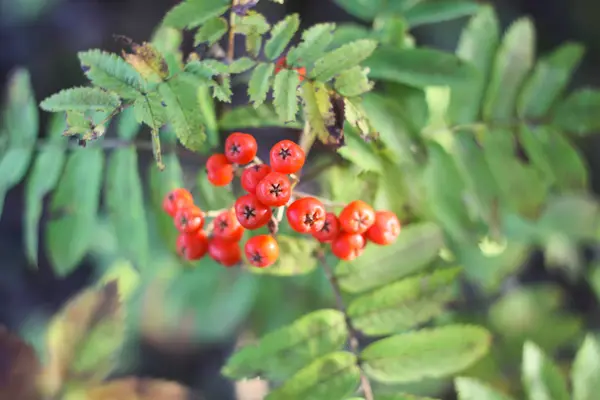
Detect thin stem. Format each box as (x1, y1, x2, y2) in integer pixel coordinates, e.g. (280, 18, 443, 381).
(317, 252, 374, 400)
(227, 0, 239, 63)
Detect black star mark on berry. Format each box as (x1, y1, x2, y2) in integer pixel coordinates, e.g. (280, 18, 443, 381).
(218, 219, 229, 231)
(168, 194, 175, 201)
(303, 214, 315, 226)
(354, 215, 369, 228)
(252, 165, 262, 172)
(243, 206, 256, 220)
(180, 215, 188, 226)
(229, 143, 241, 155)
(269, 183, 283, 197)
(321, 221, 331, 232)
(278, 147, 292, 160)
(251, 252, 263, 263)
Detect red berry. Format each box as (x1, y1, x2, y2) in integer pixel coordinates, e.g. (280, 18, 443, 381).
(206, 153, 230, 171)
(255, 172, 292, 207)
(212, 209, 245, 242)
(224, 132, 258, 165)
(338, 200, 376, 234)
(244, 235, 279, 268)
(286, 197, 326, 234)
(174, 205, 205, 233)
(241, 164, 271, 194)
(234, 193, 273, 230)
(312, 212, 340, 243)
(207, 165, 234, 186)
(296, 67, 306, 82)
(269, 140, 305, 174)
(162, 188, 194, 217)
(331, 233, 365, 261)
(176, 231, 209, 261)
(366, 211, 401, 245)
(275, 56, 287, 74)
(208, 238, 242, 267)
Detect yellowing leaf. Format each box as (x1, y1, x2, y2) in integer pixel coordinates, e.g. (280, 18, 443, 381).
(0, 327, 41, 400)
(123, 42, 169, 82)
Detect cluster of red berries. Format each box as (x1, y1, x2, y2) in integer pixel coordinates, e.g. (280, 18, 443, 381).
(275, 55, 306, 81)
(163, 132, 401, 268)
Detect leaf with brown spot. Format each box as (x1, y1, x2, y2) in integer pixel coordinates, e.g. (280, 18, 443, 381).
(123, 42, 169, 82)
(85, 377, 197, 400)
(0, 326, 42, 400)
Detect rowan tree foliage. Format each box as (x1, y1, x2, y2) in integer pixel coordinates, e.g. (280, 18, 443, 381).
(1, 0, 600, 399)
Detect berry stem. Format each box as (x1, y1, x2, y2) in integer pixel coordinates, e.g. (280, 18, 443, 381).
(205, 208, 232, 218)
(227, 0, 239, 63)
(317, 251, 374, 400)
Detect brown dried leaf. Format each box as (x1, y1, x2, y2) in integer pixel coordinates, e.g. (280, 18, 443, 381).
(85, 377, 197, 400)
(0, 326, 42, 400)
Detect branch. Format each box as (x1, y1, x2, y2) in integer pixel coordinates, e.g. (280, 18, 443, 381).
(317, 251, 374, 400)
(227, 0, 239, 63)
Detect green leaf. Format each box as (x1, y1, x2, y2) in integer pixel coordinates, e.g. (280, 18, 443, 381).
(337, 123, 383, 173)
(287, 23, 336, 67)
(483, 18, 535, 123)
(404, 1, 480, 28)
(248, 62, 275, 108)
(449, 5, 500, 124)
(40, 87, 121, 112)
(148, 153, 183, 253)
(361, 325, 492, 383)
(0, 68, 38, 218)
(117, 107, 141, 140)
(300, 80, 333, 144)
(158, 76, 206, 152)
(264, 13, 300, 60)
(24, 114, 66, 266)
(311, 39, 378, 82)
(455, 377, 515, 400)
(78, 50, 146, 99)
(236, 12, 271, 35)
(193, 16, 228, 46)
(265, 352, 361, 400)
(372, 15, 407, 47)
(133, 93, 167, 128)
(162, 0, 229, 29)
(553, 89, 600, 135)
(335, 222, 445, 293)
(518, 43, 584, 119)
(222, 309, 348, 381)
(332, 0, 384, 21)
(348, 267, 461, 336)
(104, 147, 149, 269)
(522, 341, 570, 400)
(329, 24, 372, 50)
(272, 68, 300, 122)
(571, 335, 600, 400)
(335, 66, 374, 97)
(211, 75, 233, 103)
(46, 148, 104, 276)
(184, 60, 221, 82)
(246, 235, 320, 276)
(219, 105, 302, 130)
(229, 57, 257, 74)
(365, 46, 476, 88)
(519, 125, 588, 191)
(246, 32, 263, 58)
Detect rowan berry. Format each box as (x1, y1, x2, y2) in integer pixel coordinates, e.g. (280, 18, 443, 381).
(366, 211, 401, 245)
(212, 209, 245, 242)
(206, 153, 230, 171)
(162, 188, 194, 217)
(176, 231, 209, 261)
(208, 238, 242, 267)
(275, 56, 287, 74)
(297, 67, 306, 82)
(234, 193, 273, 230)
(241, 164, 271, 194)
(207, 165, 234, 186)
(331, 232, 365, 261)
(312, 212, 340, 243)
(244, 235, 279, 268)
(338, 200, 376, 234)
(255, 172, 292, 207)
(286, 197, 326, 234)
(224, 132, 258, 165)
(174, 205, 205, 233)
(269, 139, 305, 174)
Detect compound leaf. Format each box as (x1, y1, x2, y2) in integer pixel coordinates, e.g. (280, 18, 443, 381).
(193, 16, 228, 46)
(162, 0, 229, 29)
(311, 39, 378, 82)
(236, 12, 271, 35)
(219, 104, 302, 130)
(522, 341, 570, 400)
(273, 68, 300, 122)
(133, 93, 167, 128)
(332, 0, 383, 21)
(78, 50, 146, 99)
(553, 89, 600, 135)
(40, 87, 121, 112)
(404, 1, 480, 28)
(348, 267, 461, 336)
(571, 335, 600, 400)
(361, 325, 492, 383)
(24, 114, 67, 266)
(248, 62, 275, 108)
(45, 147, 104, 276)
(455, 377, 515, 400)
(287, 23, 336, 67)
(229, 57, 257, 74)
(483, 18, 535, 123)
(105, 147, 149, 269)
(335, 66, 374, 97)
(264, 13, 300, 60)
(222, 309, 348, 381)
(265, 352, 361, 400)
(365, 46, 475, 88)
(518, 43, 584, 119)
(335, 222, 445, 293)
